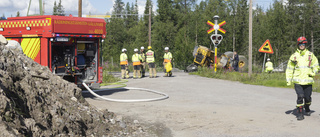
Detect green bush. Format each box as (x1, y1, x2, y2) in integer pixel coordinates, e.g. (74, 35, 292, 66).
(102, 69, 120, 84)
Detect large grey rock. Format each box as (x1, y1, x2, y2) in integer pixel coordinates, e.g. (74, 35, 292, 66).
(0, 42, 153, 136)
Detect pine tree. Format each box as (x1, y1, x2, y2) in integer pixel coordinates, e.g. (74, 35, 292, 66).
(113, 0, 125, 18)
(53, 0, 65, 16)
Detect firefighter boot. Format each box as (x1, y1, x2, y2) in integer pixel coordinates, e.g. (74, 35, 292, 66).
(138, 70, 141, 78)
(149, 69, 153, 78)
(126, 69, 129, 79)
(121, 69, 125, 79)
(305, 104, 311, 116)
(297, 106, 304, 121)
(133, 70, 136, 79)
(153, 68, 157, 78)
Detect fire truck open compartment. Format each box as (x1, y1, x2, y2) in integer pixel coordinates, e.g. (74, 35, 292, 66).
(0, 15, 106, 88)
(51, 39, 99, 84)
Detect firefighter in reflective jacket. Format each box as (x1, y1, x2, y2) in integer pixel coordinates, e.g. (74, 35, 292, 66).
(163, 47, 172, 77)
(120, 48, 129, 79)
(146, 46, 157, 78)
(286, 36, 319, 121)
(132, 48, 142, 78)
(265, 58, 273, 73)
(139, 46, 146, 77)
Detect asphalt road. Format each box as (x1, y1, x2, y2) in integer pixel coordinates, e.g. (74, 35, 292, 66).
(84, 72, 320, 137)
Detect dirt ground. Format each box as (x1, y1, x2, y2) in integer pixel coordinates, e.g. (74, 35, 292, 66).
(83, 72, 320, 137)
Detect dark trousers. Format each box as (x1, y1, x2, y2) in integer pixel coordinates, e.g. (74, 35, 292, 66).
(294, 84, 312, 106)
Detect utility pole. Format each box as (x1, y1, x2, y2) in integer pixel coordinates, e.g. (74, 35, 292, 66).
(148, 6, 151, 47)
(42, 1, 45, 15)
(27, 0, 43, 16)
(39, 0, 43, 15)
(78, 0, 82, 17)
(249, 0, 252, 77)
(311, 16, 314, 52)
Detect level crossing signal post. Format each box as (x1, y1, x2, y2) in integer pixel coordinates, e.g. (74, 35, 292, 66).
(207, 15, 226, 72)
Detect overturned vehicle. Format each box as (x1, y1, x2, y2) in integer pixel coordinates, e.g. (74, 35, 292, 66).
(186, 45, 248, 72)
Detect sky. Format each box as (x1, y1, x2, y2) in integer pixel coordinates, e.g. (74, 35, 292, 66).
(0, 0, 276, 18)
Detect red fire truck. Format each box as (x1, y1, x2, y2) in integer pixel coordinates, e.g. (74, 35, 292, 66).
(0, 15, 106, 88)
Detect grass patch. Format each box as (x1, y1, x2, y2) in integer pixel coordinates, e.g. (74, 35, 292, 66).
(190, 67, 320, 92)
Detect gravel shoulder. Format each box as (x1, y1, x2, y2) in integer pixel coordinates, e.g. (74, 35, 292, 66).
(84, 72, 320, 137)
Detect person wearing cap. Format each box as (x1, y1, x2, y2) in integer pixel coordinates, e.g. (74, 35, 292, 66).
(139, 46, 146, 77)
(120, 48, 129, 79)
(286, 36, 319, 121)
(132, 48, 142, 78)
(265, 58, 273, 73)
(146, 46, 156, 78)
(163, 47, 172, 76)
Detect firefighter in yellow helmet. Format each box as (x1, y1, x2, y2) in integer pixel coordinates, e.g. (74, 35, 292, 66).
(146, 46, 156, 78)
(265, 58, 273, 73)
(120, 48, 129, 79)
(132, 48, 142, 78)
(286, 36, 319, 120)
(139, 46, 146, 77)
(163, 47, 173, 77)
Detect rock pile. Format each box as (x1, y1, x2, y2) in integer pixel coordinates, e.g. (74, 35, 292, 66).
(0, 38, 154, 136)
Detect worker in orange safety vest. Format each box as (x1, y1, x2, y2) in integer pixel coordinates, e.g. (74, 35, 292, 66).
(163, 47, 172, 77)
(132, 48, 142, 78)
(120, 48, 129, 79)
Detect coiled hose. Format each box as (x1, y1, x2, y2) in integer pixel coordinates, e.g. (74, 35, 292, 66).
(82, 83, 169, 103)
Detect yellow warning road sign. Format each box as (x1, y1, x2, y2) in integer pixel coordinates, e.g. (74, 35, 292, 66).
(258, 39, 274, 54)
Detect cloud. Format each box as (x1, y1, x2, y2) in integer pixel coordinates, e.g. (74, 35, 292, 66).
(137, 0, 146, 15)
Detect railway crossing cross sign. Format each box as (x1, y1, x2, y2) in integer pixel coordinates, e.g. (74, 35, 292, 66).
(207, 20, 226, 34)
(258, 39, 274, 54)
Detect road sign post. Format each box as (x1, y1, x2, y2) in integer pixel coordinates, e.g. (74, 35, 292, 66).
(207, 15, 226, 72)
(258, 39, 274, 73)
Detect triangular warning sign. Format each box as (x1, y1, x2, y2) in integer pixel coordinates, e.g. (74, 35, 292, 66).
(258, 39, 274, 54)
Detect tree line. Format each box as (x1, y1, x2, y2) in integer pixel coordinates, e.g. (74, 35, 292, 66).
(4, 0, 319, 71)
(103, 0, 320, 71)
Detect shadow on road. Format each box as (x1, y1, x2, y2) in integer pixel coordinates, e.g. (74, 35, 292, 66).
(285, 108, 316, 117)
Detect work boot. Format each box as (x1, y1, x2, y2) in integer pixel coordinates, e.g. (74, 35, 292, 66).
(297, 106, 304, 121)
(305, 104, 311, 116)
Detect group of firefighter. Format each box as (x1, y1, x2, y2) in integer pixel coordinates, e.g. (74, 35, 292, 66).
(120, 46, 173, 79)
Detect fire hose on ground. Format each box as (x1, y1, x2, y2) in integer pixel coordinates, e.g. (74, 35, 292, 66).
(82, 82, 169, 103)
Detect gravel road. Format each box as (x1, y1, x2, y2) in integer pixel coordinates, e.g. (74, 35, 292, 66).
(84, 72, 320, 137)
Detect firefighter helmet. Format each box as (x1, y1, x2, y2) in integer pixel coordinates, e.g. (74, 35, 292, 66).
(141, 46, 144, 50)
(297, 37, 307, 44)
(148, 46, 152, 49)
(164, 47, 169, 50)
(134, 48, 138, 52)
(122, 48, 127, 52)
(267, 58, 270, 61)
